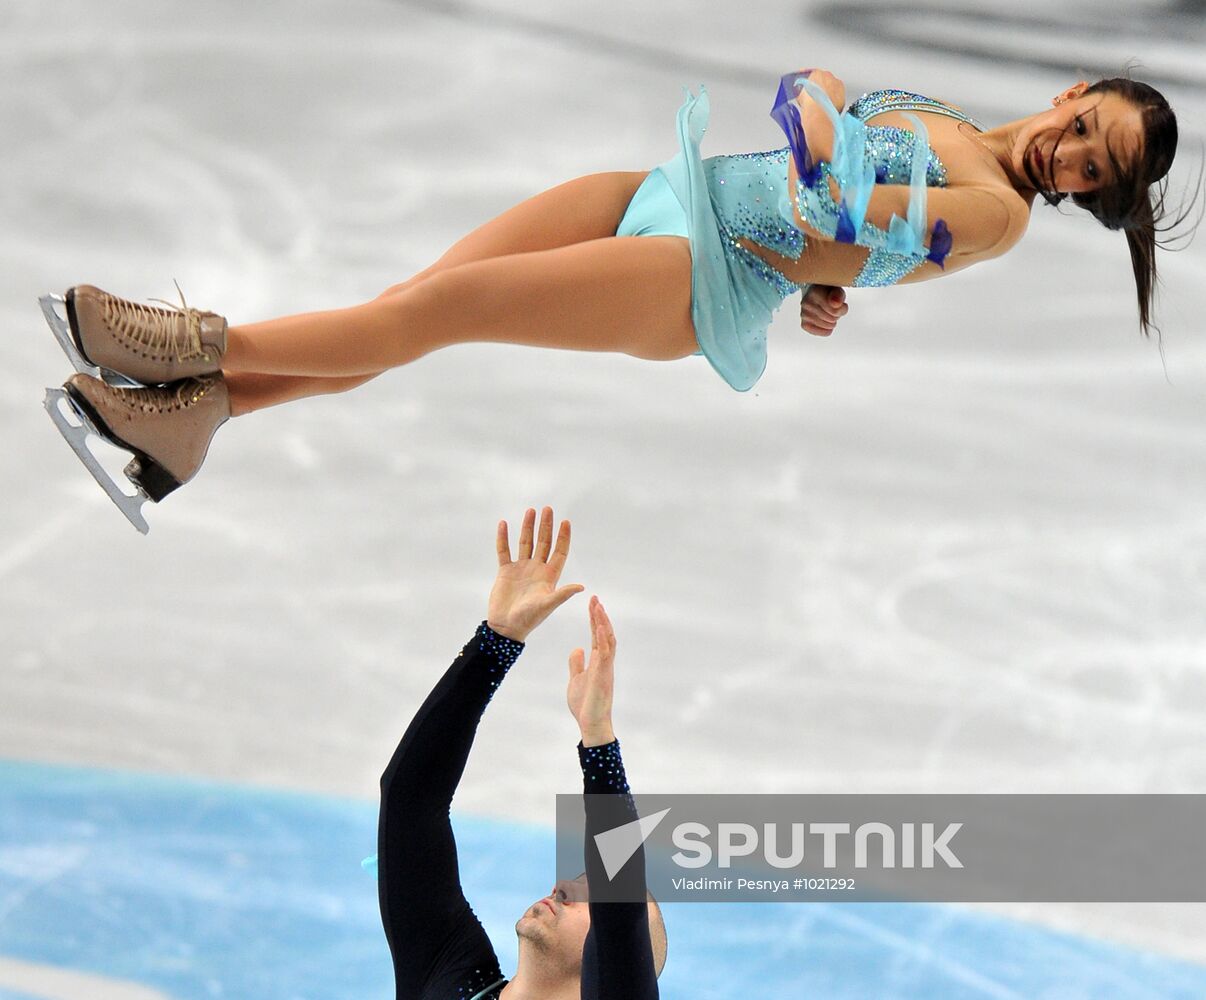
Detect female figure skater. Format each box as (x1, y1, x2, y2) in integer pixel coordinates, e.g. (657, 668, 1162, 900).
(376, 506, 665, 999)
(41, 68, 1180, 531)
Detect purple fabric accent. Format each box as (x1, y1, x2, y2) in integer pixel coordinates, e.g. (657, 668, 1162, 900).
(836, 201, 857, 244)
(926, 218, 952, 267)
(771, 72, 823, 188)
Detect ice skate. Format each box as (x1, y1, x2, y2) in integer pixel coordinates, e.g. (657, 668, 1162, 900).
(39, 284, 227, 387)
(44, 373, 230, 534)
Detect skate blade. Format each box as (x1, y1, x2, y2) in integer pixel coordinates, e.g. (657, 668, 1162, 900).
(39, 293, 144, 389)
(43, 387, 151, 534)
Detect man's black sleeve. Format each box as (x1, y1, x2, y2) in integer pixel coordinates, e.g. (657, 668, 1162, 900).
(377, 623, 522, 1000)
(579, 740, 659, 999)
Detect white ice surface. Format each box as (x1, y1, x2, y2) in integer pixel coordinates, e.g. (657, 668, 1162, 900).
(1, 0, 1205, 968)
(0, 956, 173, 1000)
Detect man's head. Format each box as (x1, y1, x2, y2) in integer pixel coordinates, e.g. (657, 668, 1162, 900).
(515, 874, 668, 979)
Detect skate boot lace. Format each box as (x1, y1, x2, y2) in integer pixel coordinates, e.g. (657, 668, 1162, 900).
(108, 376, 220, 413)
(103, 281, 210, 362)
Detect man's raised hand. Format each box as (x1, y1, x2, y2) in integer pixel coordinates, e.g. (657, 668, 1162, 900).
(567, 596, 617, 747)
(487, 507, 584, 643)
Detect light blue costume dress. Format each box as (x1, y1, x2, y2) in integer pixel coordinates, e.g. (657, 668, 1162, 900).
(616, 75, 984, 391)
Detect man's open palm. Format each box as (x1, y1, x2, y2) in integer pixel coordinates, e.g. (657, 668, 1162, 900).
(487, 507, 584, 642)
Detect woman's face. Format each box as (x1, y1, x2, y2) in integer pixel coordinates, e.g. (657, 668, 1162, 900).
(1017, 86, 1145, 195)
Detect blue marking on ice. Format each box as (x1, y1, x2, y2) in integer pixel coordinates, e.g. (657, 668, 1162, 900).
(2, 759, 1206, 999)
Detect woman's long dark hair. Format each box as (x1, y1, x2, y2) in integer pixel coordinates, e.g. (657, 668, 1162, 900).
(1032, 77, 1193, 336)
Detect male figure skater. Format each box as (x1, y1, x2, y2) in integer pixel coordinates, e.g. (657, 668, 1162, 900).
(377, 506, 667, 999)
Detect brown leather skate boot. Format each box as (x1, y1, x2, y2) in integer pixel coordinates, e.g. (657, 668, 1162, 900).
(40, 284, 227, 386)
(44, 373, 230, 533)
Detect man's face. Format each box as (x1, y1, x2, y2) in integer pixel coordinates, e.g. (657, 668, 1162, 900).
(514, 874, 592, 964)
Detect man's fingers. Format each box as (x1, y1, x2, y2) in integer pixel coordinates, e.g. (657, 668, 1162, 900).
(594, 623, 615, 669)
(594, 599, 615, 648)
(549, 584, 585, 612)
(496, 520, 511, 565)
(535, 506, 554, 562)
(568, 648, 585, 678)
(828, 287, 846, 307)
(549, 519, 572, 572)
(517, 507, 536, 560)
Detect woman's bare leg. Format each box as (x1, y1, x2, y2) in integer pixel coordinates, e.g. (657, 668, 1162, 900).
(225, 372, 379, 417)
(224, 234, 696, 375)
(225, 170, 651, 415)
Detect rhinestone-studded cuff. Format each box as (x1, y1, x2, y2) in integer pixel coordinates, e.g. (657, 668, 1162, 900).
(476, 621, 524, 662)
(471, 621, 524, 698)
(578, 739, 632, 796)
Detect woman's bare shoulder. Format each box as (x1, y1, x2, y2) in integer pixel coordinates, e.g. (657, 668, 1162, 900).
(932, 95, 970, 114)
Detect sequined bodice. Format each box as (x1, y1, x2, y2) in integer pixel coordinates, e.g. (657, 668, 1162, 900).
(848, 88, 985, 131)
(705, 88, 983, 288)
(705, 148, 803, 295)
(845, 88, 984, 189)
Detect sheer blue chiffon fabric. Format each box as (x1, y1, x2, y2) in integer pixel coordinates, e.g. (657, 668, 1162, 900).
(617, 87, 803, 392)
(660, 88, 802, 392)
